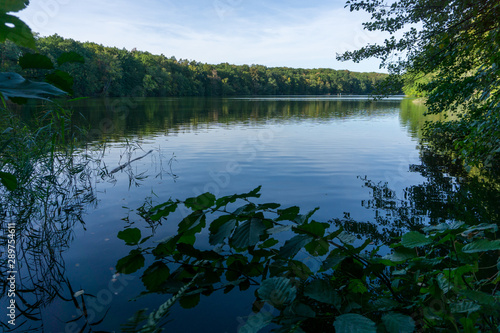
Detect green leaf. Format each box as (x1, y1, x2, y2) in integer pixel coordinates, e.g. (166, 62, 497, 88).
(278, 235, 313, 259)
(295, 221, 329, 237)
(287, 302, 316, 318)
(401, 231, 432, 248)
(148, 200, 178, 221)
(276, 206, 300, 221)
(230, 218, 267, 249)
(450, 301, 481, 314)
(462, 239, 500, 253)
(337, 231, 356, 244)
(258, 277, 296, 307)
(259, 238, 279, 249)
(19, 53, 54, 70)
(0, 0, 29, 13)
(0, 171, 17, 191)
(305, 238, 329, 256)
(304, 279, 341, 308)
(57, 51, 85, 66)
(320, 254, 346, 271)
(386, 247, 417, 262)
(215, 186, 261, 209)
(209, 215, 237, 245)
(459, 290, 496, 306)
(0, 14, 36, 48)
(45, 70, 74, 94)
(116, 249, 145, 274)
(257, 203, 281, 210)
(237, 309, 273, 333)
(381, 312, 416, 333)
(294, 207, 320, 225)
(141, 261, 170, 292)
(179, 293, 200, 309)
(185, 192, 216, 210)
(117, 228, 142, 245)
(333, 314, 377, 333)
(0, 72, 66, 100)
(178, 211, 206, 234)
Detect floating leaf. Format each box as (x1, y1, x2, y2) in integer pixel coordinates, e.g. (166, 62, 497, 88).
(258, 277, 296, 307)
(0, 72, 66, 100)
(0, 171, 17, 191)
(230, 218, 267, 249)
(462, 239, 500, 253)
(333, 314, 377, 333)
(0, 14, 36, 48)
(117, 228, 141, 245)
(382, 312, 416, 333)
(19, 53, 54, 70)
(401, 231, 432, 248)
(116, 249, 145, 274)
(142, 261, 170, 292)
(57, 51, 85, 66)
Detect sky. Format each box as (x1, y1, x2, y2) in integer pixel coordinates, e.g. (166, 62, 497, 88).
(18, 0, 390, 72)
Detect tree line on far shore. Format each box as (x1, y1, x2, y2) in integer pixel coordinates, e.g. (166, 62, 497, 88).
(0, 34, 391, 98)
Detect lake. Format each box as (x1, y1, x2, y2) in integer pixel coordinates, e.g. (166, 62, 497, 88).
(5, 96, 431, 332)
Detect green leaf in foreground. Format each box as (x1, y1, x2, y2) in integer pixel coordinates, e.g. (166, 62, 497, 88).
(401, 231, 432, 248)
(116, 249, 145, 274)
(382, 312, 416, 333)
(0, 171, 18, 191)
(57, 51, 85, 66)
(19, 53, 54, 70)
(462, 239, 500, 253)
(333, 313, 377, 333)
(0, 72, 66, 100)
(141, 261, 170, 292)
(230, 218, 267, 249)
(0, 14, 36, 48)
(0, 0, 29, 13)
(117, 228, 141, 245)
(258, 277, 296, 307)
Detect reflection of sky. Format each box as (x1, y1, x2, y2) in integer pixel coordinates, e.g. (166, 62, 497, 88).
(51, 98, 425, 332)
(18, 0, 389, 71)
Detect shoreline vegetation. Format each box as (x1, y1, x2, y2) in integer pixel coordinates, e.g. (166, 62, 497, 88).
(0, 34, 395, 99)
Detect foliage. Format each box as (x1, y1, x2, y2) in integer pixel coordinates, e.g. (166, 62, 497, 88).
(338, 0, 500, 170)
(116, 187, 500, 332)
(0, 0, 35, 49)
(0, 35, 392, 98)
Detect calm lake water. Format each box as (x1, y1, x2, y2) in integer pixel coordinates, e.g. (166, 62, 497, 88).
(7, 96, 432, 332)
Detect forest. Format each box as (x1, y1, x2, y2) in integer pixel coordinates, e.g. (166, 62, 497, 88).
(0, 34, 390, 98)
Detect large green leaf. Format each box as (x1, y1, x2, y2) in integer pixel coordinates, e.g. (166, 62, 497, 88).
(0, 171, 17, 191)
(141, 261, 170, 292)
(57, 51, 85, 66)
(462, 239, 500, 253)
(304, 279, 341, 308)
(278, 235, 313, 259)
(19, 53, 55, 70)
(179, 293, 200, 309)
(0, 14, 35, 48)
(333, 314, 377, 333)
(0, 0, 29, 13)
(230, 218, 267, 249)
(401, 231, 432, 248)
(0, 72, 66, 100)
(382, 312, 416, 333)
(209, 215, 237, 245)
(117, 228, 142, 246)
(45, 70, 74, 94)
(116, 249, 145, 274)
(237, 309, 273, 333)
(177, 211, 206, 234)
(258, 277, 297, 307)
(185, 192, 216, 210)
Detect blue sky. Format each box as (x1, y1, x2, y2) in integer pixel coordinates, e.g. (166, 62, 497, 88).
(18, 0, 389, 72)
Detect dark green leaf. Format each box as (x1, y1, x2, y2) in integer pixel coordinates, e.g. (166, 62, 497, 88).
(257, 203, 281, 210)
(237, 309, 273, 333)
(117, 228, 141, 245)
(287, 302, 316, 318)
(294, 207, 319, 224)
(295, 221, 329, 237)
(148, 200, 178, 221)
(304, 279, 341, 307)
(276, 206, 300, 221)
(381, 312, 416, 333)
(0, 0, 29, 13)
(178, 211, 206, 234)
(116, 249, 145, 274)
(279, 235, 313, 259)
(0, 171, 17, 191)
(0, 14, 36, 48)
(141, 262, 170, 292)
(258, 277, 296, 307)
(230, 218, 267, 249)
(45, 70, 74, 94)
(259, 238, 279, 249)
(0, 72, 66, 100)
(215, 186, 261, 209)
(185, 192, 216, 210)
(462, 239, 500, 253)
(333, 314, 377, 333)
(57, 51, 85, 66)
(19, 53, 54, 70)
(152, 236, 179, 258)
(320, 254, 346, 271)
(450, 301, 481, 314)
(401, 231, 432, 248)
(179, 293, 200, 309)
(387, 247, 417, 262)
(459, 290, 496, 306)
(305, 239, 329, 256)
(209, 215, 237, 245)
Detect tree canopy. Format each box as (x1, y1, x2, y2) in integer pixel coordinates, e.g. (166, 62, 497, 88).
(339, 0, 500, 169)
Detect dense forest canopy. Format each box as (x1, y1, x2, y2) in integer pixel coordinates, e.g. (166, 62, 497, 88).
(0, 34, 391, 98)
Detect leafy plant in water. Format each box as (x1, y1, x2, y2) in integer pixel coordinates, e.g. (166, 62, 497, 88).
(116, 187, 500, 332)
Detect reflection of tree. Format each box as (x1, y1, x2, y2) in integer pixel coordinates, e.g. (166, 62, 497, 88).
(332, 146, 500, 244)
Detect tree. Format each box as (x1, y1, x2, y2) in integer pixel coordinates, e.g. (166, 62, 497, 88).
(338, 0, 500, 169)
